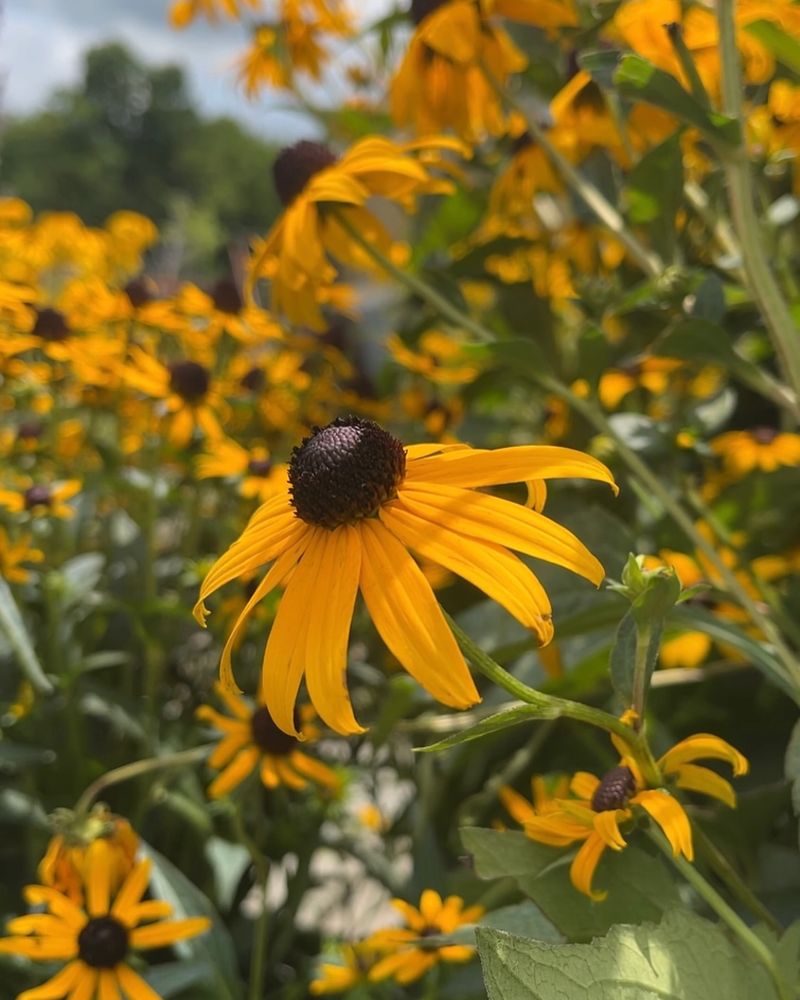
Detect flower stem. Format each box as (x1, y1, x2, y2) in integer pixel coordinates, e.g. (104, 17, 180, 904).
(480, 65, 664, 279)
(73, 744, 213, 817)
(446, 615, 661, 786)
(716, 0, 800, 405)
(232, 800, 270, 1000)
(647, 826, 792, 1000)
(630, 619, 653, 729)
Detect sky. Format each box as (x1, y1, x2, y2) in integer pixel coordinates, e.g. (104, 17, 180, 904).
(4, 0, 394, 140)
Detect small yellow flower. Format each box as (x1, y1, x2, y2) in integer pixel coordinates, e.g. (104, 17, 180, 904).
(196, 439, 288, 503)
(195, 416, 616, 735)
(387, 330, 481, 385)
(197, 685, 339, 798)
(366, 890, 484, 985)
(310, 941, 383, 994)
(710, 428, 800, 478)
(0, 857, 210, 1000)
(516, 732, 747, 900)
(0, 481, 81, 520)
(0, 527, 44, 583)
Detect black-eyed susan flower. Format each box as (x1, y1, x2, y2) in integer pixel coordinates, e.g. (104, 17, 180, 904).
(196, 439, 288, 503)
(0, 481, 81, 520)
(310, 941, 382, 995)
(710, 428, 800, 478)
(169, 0, 259, 28)
(386, 330, 481, 385)
(0, 528, 44, 583)
(0, 857, 209, 1000)
(38, 806, 139, 905)
(366, 890, 484, 985)
(248, 136, 465, 330)
(515, 732, 748, 900)
(197, 684, 339, 797)
(195, 415, 616, 735)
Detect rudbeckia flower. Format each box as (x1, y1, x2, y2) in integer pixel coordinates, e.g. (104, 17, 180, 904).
(0, 527, 44, 583)
(710, 428, 800, 477)
(311, 942, 382, 995)
(197, 685, 339, 797)
(0, 858, 209, 1000)
(0, 481, 81, 520)
(515, 732, 748, 900)
(195, 415, 616, 736)
(248, 136, 465, 330)
(196, 439, 288, 503)
(38, 806, 139, 905)
(366, 890, 484, 985)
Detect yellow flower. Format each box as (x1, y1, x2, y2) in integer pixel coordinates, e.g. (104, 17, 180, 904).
(248, 136, 464, 330)
(0, 481, 81, 520)
(710, 428, 800, 477)
(196, 439, 289, 503)
(0, 528, 44, 583)
(517, 732, 747, 901)
(195, 416, 616, 735)
(0, 857, 210, 1000)
(310, 941, 382, 994)
(170, 0, 259, 28)
(197, 684, 339, 797)
(387, 330, 481, 385)
(38, 807, 139, 905)
(366, 890, 484, 985)
(499, 773, 570, 826)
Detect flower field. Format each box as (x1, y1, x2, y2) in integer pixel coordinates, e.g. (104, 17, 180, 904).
(2, 1, 800, 998)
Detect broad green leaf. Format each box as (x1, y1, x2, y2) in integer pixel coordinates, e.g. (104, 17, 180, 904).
(627, 132, 684, 233)
(785, 719, 800, 848)
(426, 901, 563, 948)
(461, 828, 679, 939)
(144, 961, 217, 999)
(416, 704, 561, 753)
(476, 908, 777, 1000)
(0, 577, 52, 694)
(143, 843, 243, 1000)
(608, 609, 639, 707)
(614, 55, 740, 147)
(669, 604, 797, 702)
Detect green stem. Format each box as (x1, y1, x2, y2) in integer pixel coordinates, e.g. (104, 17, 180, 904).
(692, 821, 782, 934)
(665, 22, 711, 108)
(446, 615, 661, 786)
(74, 744, 213, 816)
(631, 620, 652, 729)
(232, 800, 270, 1000)
(647, 827, 792, 1000)
(716, 0, 800, 406)
(481, 66, 664, 278)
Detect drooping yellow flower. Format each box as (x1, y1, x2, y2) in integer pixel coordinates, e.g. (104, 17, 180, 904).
(0, 857, 210, 1000)
(248, 136, 465, 330)
(197, 685, 339, 797)
(38, 806, 139, 905)
(196, 416, 616, 735)
(517, 732, 748, 900)
(366, 890, 484, 985)
(0, 528, 44, 583)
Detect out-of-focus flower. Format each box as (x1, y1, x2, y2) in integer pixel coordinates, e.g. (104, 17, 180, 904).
(196, 439, 288, 502)
(0, 528, 44, 583)
(387, 330, 482, 385)
(0, 481, 82, 520)
(310, 941, 383, 994)
(710, 428, 800, 478)
(170, 0, 260, 28)
(197, 685, 339, 797)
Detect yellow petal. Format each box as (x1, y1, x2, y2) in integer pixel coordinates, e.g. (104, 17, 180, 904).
(66, 966, 97, 1000)
(635, 789, 693, 861)
(672, 763, 737, 808)
(302, 525, 363, 735)
(570, 771, 600, 801)
(98, 969, 121, 1000)
(404, 445, 618, 494)
(115, 964, 164, 1000)
(291, 752, 340, 789)
(522, 814, 589, 847)
(17, 962, 83, 1000)
(659, 734, 749, 777)
(397, 483, 605, 585)
(23, 886, 85, 929)
(207, 747, 260, 799)
(129, 917, 211, 951)
(112, 860, 152, 923)
(381, 501, 553, 643)
(592, 809, 628, 850)
(499, 786, 538, 826)
(419, 889, 444, 924)
(569, 832, 608, 901)
(526, 479, 548, 511)
(358, 520, 480, 709)
(86, 839, 112, 916)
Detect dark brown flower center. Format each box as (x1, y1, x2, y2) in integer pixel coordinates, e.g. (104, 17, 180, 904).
(17, 420, 44, 441)
(240, 367, 266, 393)
(248, 458, 273, 477)
(33, 307, 70, 342)
(251, 706, 298, 756)
(289, 416, 406, 529)
(272, 141, 338, 206)
(124, 278, 155, 308)
(410, 0, 447, 24)
(591, 766, 637, 812)
(24, 485, 52, 510)
(211, 278, 242, 315)
(753, 426, 778, 445)
(78, 916, 129, 968)
(168, 361, 210, 403)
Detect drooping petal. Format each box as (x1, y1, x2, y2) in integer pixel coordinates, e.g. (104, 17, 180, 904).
(382, 501, 553, 642)
(302, 525, 363, 735)
(569, 832, 608, 901)
(499, 786, 538, 826)
(570, 771, 600, 801)
(635, 790, 694, 861)
(659, 734, 749, 777)
(274, 759, 307, 790)
(592, 809, 628, 850)
(358, 520, 480, 710)
(129, 917, 211, 951)
(17, 962, 83, 1000)
(522, 814, 589, 847)
(397, 483, 605, 585)
(404, 445, 617, 493)
(291, 752, 340, 789)
(207, 747, 260, 799)
(671, 763, 737, 808)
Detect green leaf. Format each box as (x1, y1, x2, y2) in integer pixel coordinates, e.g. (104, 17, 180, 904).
(655, 318, 738, 366)
(143, 844, 244, 1000)
(691, 273, 726, 323)
(483, 339, 549, 379)
(476, 908, 778, 1000)
(614, 55, 740, 147)
(608, 609, 639, 707)
(578, 48, 623, 89)
(669, 604, 798, 702)
(416, 704, 561, 753)
(785, 718, 800, 849)
(461, 828, 679, 940)
(0, 576, 52, 694)
(426, 902, 563, 948)
(144, 961, 217, 999)
(746, 20, 800, 75)
(627, 132, 684, 226)
(0, 740, 55, 769)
